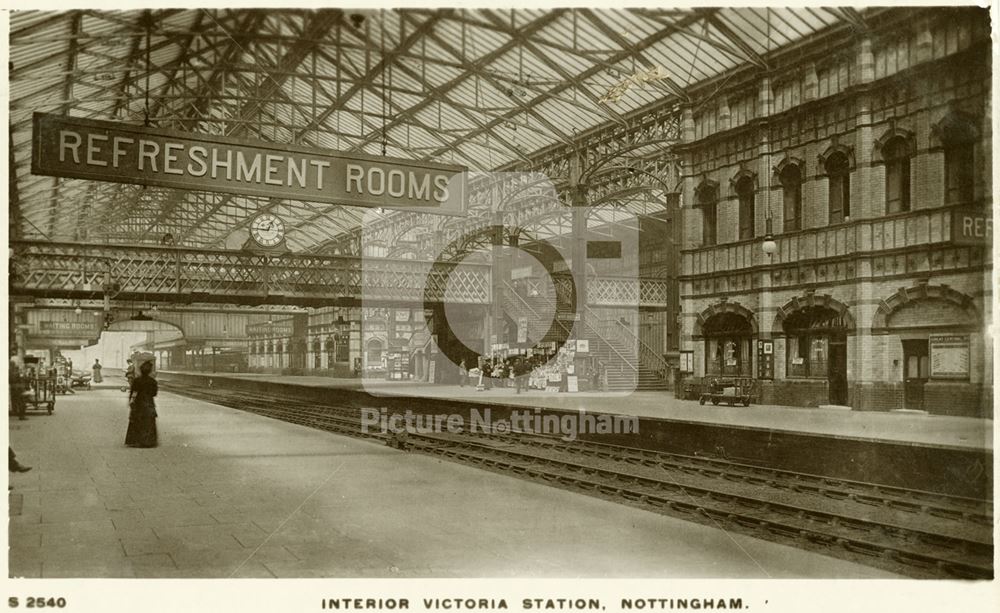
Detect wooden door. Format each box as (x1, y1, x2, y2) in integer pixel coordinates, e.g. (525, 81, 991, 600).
(902, 339, 929, 410)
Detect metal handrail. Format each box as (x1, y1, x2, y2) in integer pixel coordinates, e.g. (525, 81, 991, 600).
(608, 316, 671, 380)
(501, 282, 636, 373)
(586, 313, 669, 380)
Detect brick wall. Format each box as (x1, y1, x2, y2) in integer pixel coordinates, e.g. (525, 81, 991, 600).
(852, 381, 992, 418)
(850, 382, 905, 412)
(758, 379, 828, 407)
(923, 382, 992, 418)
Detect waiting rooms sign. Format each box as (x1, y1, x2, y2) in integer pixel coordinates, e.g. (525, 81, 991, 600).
(32, 113, 467, 215)
(930, 334, 970, 379)
(37, 321, 96, 335)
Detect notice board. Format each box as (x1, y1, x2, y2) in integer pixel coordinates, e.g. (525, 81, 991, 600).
(930, 334, 970, 379)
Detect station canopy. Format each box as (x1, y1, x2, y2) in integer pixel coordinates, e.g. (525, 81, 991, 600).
(9, 8, 852, 252)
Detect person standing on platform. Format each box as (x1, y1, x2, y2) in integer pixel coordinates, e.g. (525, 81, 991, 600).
(92, 359, 103, 383)
(61, 359, 75, 394)
(125, 361, 158, 448)
(458, 360, 467, 388)
(514, 359, 527, 394)
(125, 359, 135, 387)
(9, 360, 27, 421)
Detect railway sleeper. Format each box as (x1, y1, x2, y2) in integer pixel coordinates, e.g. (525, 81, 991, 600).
(839, 539, 888, 558)
(937, 561, 994, 580)
(620, 490, 645, 502)
(764, 523, 805, 540)
(925, 507, 967, 522)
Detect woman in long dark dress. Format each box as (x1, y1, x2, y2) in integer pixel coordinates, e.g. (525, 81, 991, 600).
(125, 361, 158, 448)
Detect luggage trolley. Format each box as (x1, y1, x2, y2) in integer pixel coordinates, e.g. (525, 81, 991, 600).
(25, 372, 57, 414)
(698, 377, 759, 407)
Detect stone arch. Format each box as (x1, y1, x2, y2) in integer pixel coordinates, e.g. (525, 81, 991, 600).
(817, 144, 856, 174)
(773, 293, 855, 333)
(872, 127, 916, 163)
(772, 155, 805, 181)
(871, 284, 978, 331)
(728, 168, 757, 194)
(695, 177, 720, 200)
(695, 301, 758, 337)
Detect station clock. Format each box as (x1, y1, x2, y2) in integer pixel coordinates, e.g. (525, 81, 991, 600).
(249, 213, 286, 248)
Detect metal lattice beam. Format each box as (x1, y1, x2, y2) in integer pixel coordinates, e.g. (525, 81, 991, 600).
(422, 10, 702, 162)
(291, 10, 452, 143)
(698, 10, 769, 70)
(346, 10, 565, 156)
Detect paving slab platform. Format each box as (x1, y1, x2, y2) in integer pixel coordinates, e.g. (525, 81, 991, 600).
(162, 372, 992, 451)
(7, 388, 899, 579)
(157, 372, 994, 499)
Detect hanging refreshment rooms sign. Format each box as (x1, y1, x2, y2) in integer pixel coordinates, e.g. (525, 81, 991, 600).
(31, 113, 467, 215)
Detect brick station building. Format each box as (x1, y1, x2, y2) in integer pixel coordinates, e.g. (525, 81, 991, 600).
(677, 7, 992, 416)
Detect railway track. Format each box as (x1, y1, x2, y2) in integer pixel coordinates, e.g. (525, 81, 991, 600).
(161, 382, 994, 579)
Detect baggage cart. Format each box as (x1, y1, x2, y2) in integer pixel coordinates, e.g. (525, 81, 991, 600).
(698, 376, 759, 407)
(24, 373, 57, 414)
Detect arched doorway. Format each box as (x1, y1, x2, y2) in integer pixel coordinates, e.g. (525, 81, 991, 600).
(873, 285, 980, 412)
(366, 338, 384, 371)
(702, 312, 754, 377)
(325, 336, 336, 370)
(781, 305, 850, 405)
(72, 318, 183, 374)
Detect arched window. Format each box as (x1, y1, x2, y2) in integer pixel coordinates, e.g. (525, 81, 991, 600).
(938, 114, 977, 205)
(825, 152, 851, 224)
(697, 183, 718, 246)
(884, 137, 911, 213)
(311, 338, 321, 369)
(366, 339, 383, 368)
(780, 164, 802, 232)
(735, 176, 755, 240)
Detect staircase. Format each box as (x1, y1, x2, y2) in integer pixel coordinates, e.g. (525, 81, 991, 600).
(588, 312, 671, 391)
(501, 284, 670, 391)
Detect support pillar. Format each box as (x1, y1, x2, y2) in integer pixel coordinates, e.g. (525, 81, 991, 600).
(571, 190, 588, 334)
(569, 150, 589, 335)
(489, 212, 505, 351)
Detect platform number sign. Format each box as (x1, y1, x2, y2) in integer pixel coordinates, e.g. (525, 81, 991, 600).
(757, 340, 774, 380)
